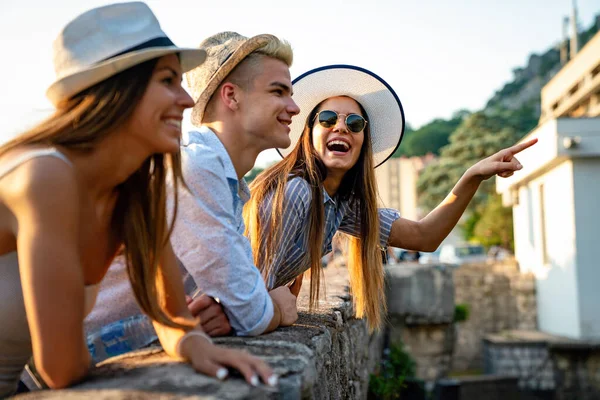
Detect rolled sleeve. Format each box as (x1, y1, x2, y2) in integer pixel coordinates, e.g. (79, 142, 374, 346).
(339, 206, 401, 247)
(171, 145, 273, 336)
(377, 208, 401, 246)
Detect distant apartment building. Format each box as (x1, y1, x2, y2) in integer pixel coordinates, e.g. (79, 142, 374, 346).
(375, 155, 435, 221)
(540, 30, 600, 123)
(496, 30, 600, 340)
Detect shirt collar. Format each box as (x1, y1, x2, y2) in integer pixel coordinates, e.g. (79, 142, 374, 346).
(187, 127, 250, 202)
(323, 188, 336, 205)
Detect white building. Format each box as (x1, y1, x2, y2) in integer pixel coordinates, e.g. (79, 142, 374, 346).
(496, 30, 600, 339)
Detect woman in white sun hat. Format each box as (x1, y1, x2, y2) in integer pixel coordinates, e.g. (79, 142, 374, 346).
(244, 65, 537, 330)
(0, 2, 274, 396)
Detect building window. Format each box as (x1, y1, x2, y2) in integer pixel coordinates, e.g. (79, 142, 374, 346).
(592, 62, 600, 79)
(568, 82, 580, 97)
(539, 184, 549, 265)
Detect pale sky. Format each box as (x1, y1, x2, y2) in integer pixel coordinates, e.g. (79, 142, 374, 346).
(1, 0, 598, 166)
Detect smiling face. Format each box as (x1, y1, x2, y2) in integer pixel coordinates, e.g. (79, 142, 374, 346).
(124, 54, 194, 154)
(236, 56, 300, 150)
(311, 96, 366, 177)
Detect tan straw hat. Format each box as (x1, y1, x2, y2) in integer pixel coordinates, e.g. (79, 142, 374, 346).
(46, 2, 207, 106)
(185, 32, 279, 126)
(279, 65, 406, 167)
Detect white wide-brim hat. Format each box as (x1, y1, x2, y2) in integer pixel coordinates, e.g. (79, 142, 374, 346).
(46, 2, 207, 106)
(278, 65, 405, 167)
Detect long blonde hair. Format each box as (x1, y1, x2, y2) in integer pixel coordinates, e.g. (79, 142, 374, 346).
(0, 58, 191, 329)
(244, 97, 386, 330)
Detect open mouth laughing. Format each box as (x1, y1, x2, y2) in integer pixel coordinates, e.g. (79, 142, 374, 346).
(326, 138, 351, 154)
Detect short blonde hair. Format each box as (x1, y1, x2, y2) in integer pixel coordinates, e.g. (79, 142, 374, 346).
(254, 37, 293, 66)
(223, 37, 293, 88)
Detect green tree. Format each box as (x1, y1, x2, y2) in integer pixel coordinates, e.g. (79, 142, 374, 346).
(244, 166, 264, 184)
(473, 193, 514, 250)
(393, 113, 468, 158)
(416, 111, 525, 213)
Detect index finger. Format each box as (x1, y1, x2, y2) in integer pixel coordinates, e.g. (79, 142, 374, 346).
(508, 138, 538, 155)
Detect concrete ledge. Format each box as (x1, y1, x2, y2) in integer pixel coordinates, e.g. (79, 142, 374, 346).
(15, 265, 382, 399)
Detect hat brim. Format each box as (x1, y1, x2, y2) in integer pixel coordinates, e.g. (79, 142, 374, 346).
(278, 65, 405, 168)
(189, 34, 275, 126)
(46, 46, 207, 106)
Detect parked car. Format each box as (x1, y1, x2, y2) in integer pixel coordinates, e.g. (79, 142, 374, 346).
(439, 244, 487, 266)
(418, 248, 441, 264)
(388, 248, 422, 264)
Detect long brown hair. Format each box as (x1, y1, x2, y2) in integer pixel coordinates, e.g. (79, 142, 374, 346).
(0, 58, 190, 329)
(244, 97, 386, 330)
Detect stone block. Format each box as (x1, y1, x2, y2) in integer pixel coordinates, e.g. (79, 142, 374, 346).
(385, 264, 454, 324)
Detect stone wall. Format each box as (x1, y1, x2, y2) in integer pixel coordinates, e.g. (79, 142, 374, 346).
(385, 263, 456, 381)
(384, 258, 537, 381)
(452, 258, 537, 371)
(550, 343, 600, 400)
(484, 330, 600, 400)
(16, 265, 383, 400)
(484, 331, 555, 391)
(434, 376, 521, 400)
(11, 258, 539, 398)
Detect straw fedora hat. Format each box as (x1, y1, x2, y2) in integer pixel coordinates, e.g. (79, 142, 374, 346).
(186, 32, 280, 126)
(46, 2, 206, 106)
(279, 65, 406, 168)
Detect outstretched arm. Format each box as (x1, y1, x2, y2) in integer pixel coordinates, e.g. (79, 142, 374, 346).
(388, 139, 538, 251)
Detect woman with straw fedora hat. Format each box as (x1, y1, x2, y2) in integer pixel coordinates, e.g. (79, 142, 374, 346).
(0, 2, 275, 395)
(244, 65, 537, 330)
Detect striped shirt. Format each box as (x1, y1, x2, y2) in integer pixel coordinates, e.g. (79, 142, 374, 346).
(262, 177, 401, 288)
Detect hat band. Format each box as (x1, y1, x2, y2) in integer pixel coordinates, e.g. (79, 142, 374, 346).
(104, 36, 176, 61)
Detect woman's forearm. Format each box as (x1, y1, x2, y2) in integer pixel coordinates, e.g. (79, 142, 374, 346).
(418, 167, 483, 250)
(153, 320, 189, 358)
(37, 340, 91, 389)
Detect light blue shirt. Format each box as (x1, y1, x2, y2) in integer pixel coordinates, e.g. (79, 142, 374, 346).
(263, 177, 401, 289)
(175, 127, 274, 336)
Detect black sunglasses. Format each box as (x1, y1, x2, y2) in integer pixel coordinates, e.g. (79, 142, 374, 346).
(314, 110, 368, 133)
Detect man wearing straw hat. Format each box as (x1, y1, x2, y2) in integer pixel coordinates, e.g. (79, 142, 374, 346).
(84, 32, 300, 361)
(174, 31, 301, 336)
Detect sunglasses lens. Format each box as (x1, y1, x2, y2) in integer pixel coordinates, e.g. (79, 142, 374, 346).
(346, 114, 366, 133)
(318, 110, 338, 128)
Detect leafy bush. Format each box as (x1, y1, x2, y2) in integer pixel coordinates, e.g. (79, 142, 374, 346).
(454, 304, 470, 323)
(369, 343, 417, 399)
(472, 193, 514, 250)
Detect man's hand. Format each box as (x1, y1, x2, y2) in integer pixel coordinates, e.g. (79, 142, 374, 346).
(186, 294, 232, 337)
(269, 286, 298, 326)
